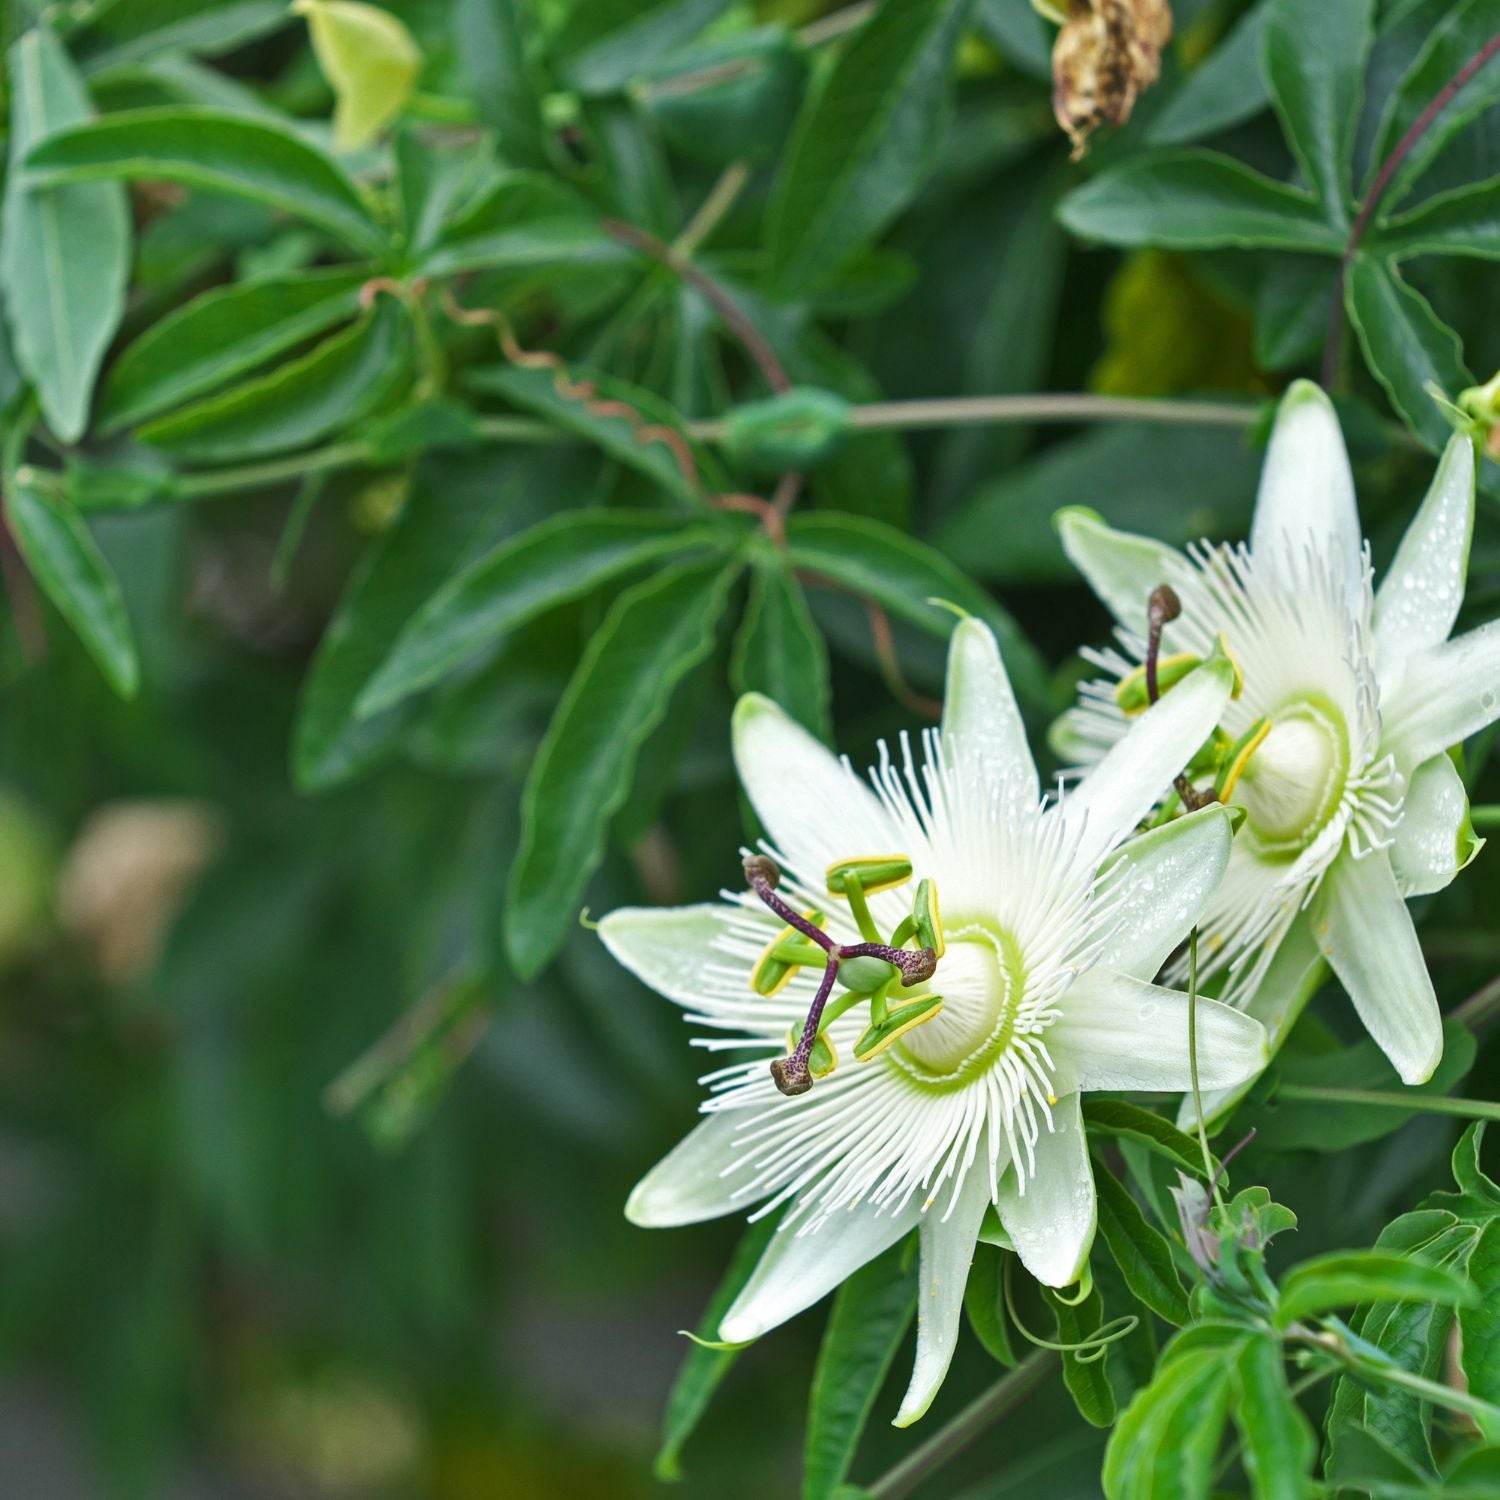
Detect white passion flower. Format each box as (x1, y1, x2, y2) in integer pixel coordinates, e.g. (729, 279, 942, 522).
(600, 618, 1267, 1427)
(1056, 380, 1489, 1098)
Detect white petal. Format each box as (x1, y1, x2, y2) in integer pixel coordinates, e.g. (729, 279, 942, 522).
(996, 1094, 1095, 1288)
(599, 903, 741, 1008)
(732, 693, 897, 878)
(895, 1165, 994, 1427)
(1373, 434, 1476, 661)
(1381, 619, 1500, 771)
(1050, 968, 1268, 1094)
(1179, 915, 1325, 1132)
(941, 617, 1037, 801)
(718, 1201, 918, 1344)
(1094, 805, 1234, 980)
(1310, 848, 1442, 1085)
(1390, 753, 1484, 898)
(1249, 381, 1363, 601)
(626, 1110, 759, 1227)
(1056, 507, 1186, 635)
(1063, 656, 1234, 869)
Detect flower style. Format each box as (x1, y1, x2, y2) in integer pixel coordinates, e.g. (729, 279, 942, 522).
(600, 619, 1267, 1426)
(1057, 381, 1489, 1098)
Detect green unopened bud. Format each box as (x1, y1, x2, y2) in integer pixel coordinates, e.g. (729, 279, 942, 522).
(839, 954, 897, 993)
(853, 995, 944, 1063)
(723, 387, 852, 476)
(826, 855, 912, 898)
(913, 878, 944, 959)
(750, 908, 825, 996)
(1456, 371, 1500, 461)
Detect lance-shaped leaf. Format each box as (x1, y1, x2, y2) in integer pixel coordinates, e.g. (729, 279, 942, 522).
(453, 0, 545, 166)
(0, 28, 131, 443)
(1082, 1099, 1215, 1179)
(1262, 0, 1373, 217)
(358, 511, 719, 716)
(767, 0, 972, 293)
(26, 107, 387, 256)
(1372, 174, 1500, 262)
(4, 476, 138, 696)
(1460, 1218, 1500, 1407)
(963, 1243, 1018, 1367)
(505, 554, 739, 978)
(1274, 1249, 1476, 1329)
(802, 1241, 915, 1500)
(1058, 150, 1344, 253)
(1231, 1336, 1316, 1498)
(1048, 1283, 1115, 1428)
(730, 557, 832, 742)
(1148, 0, 1271, 146)
(136, 297, 409, 463)
(1093, 1167, 1190, 1327)
(99, 266, 369, 432)
(557, 0, 732, 96)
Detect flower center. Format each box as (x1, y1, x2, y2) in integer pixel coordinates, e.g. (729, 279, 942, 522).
(1233, 699, 1348, 855)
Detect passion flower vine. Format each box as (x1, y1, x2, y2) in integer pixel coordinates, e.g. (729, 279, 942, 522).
(600, 619, 1267, 1426)
(1056, 380, 1492, 1100)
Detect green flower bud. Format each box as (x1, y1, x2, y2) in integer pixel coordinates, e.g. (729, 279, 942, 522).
(723, 387, 852, 476)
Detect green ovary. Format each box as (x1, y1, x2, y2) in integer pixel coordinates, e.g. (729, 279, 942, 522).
(1233, 698, 1348, 855)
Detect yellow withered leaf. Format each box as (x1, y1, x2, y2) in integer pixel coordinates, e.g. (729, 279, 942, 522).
(293, 0, 422, 152)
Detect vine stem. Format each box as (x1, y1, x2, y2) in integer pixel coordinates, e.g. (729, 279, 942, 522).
(1453, 971, 1500, 1032)
(1469, 803, 1500, 829)
(1322, 30, 1500, 388)
(863, 1351, 1056, 1500)
(1276, 1084, 1500, 1124)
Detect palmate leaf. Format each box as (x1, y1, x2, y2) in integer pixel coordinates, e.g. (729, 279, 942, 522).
(505, 554, 740, 978)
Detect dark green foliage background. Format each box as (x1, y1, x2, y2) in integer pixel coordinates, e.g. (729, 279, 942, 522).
(0, 0, 1499, 1496)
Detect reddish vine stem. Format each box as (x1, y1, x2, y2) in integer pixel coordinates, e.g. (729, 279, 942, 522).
(1322, 31, 1500, 388)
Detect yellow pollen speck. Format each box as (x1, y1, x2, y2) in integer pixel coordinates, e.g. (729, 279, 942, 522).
(1047, 1093, 1058, 1105)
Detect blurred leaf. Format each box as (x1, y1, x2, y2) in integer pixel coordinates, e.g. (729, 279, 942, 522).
(972, 0, 1051, 81)
(963, 1243, 1018, 1367)
(1081, 1100, 1214, 1179)
(1254, 254, 1334, 369)
(505, 554, 739, 978)
(1449, 1122, 1500, 1207)
(768, 0, 973, 294)
(655, 1215, 779, 1481)
(1058, 150, 1344, 252)
(27, 107, 388, 256)
(136, 296, 409, 462)
(99, 266, 368, 432)
(4, 475, 138, 696)
(1262, 0, 1373, 216)
(360, 511, 719, 714)
(1148, 1, 1271, 146)
(393, 133, 490, 259)
(730, 554, 832, 741)
(1274, 1250, 1475, 1328)
(1345, 255, 1472, 451)
(1230, 1335, 1316, 1499)
(454, 0, 545, 165)
(1093, 1167, 1189, 1327)
(784, 511, 1048, 709)
(1366, 0, 1500, 207)
(0, 28, 131, 442)
(1461, 1218, 1500, 1406)
(1047, 1283, 1115, 1428)
(556, 0, 731, 95)
(79, 0, 291, 75)
(1372, 174, 1500, 262)
(803, 1240, 915, 1500)
(1102, 1331, 1241, 1500)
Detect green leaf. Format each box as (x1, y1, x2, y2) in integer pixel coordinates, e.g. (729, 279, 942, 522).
(504, 555, 738, 978)
(1047, 1283, 1115, 1428)
(767, 0, 972, 294)
(293, 449, 549, 791)
(655, 1215, 778, 1481)
(453, 0, 545, 166)
(556, 0, 730, 95)
(26, 107, 387, 256)
(1081, 1100, 1214, 1180)
(1103, 1333, 1241, 1500)
(1460, 1218, 1500, 1406)
(393, 133, 490, 260)
(0, 28, 131, 442)
(1275, 1250, 1476, 1329)
(98, 266, 368, 432)
(802, 1241, 915, 1500)
(730, 557, 832, 742)
(1345, 255, 1472, 453)
(4, 476, 138, 696)
(1057, 150, 1345, 253)
(1262, 0, 1373, 216)
(466, 361, 704, 503)
(962, 1243, 1017, 1368)
(1148, 0, 1271, 146)
(78, 1, 291, 77)
(1450, 1122, 1500, 1208)
(783, 511, 1048, 709)
(359, 511, 717, 716)
(1254, 254, 1335, 370)
(1093, 1167, 1190, 1327)
(136, 297, 409, 462)
(1366, 0, 1500, 209)
(1231, 1335, 1316, 1500)
(1372, 174, 1500, 262)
